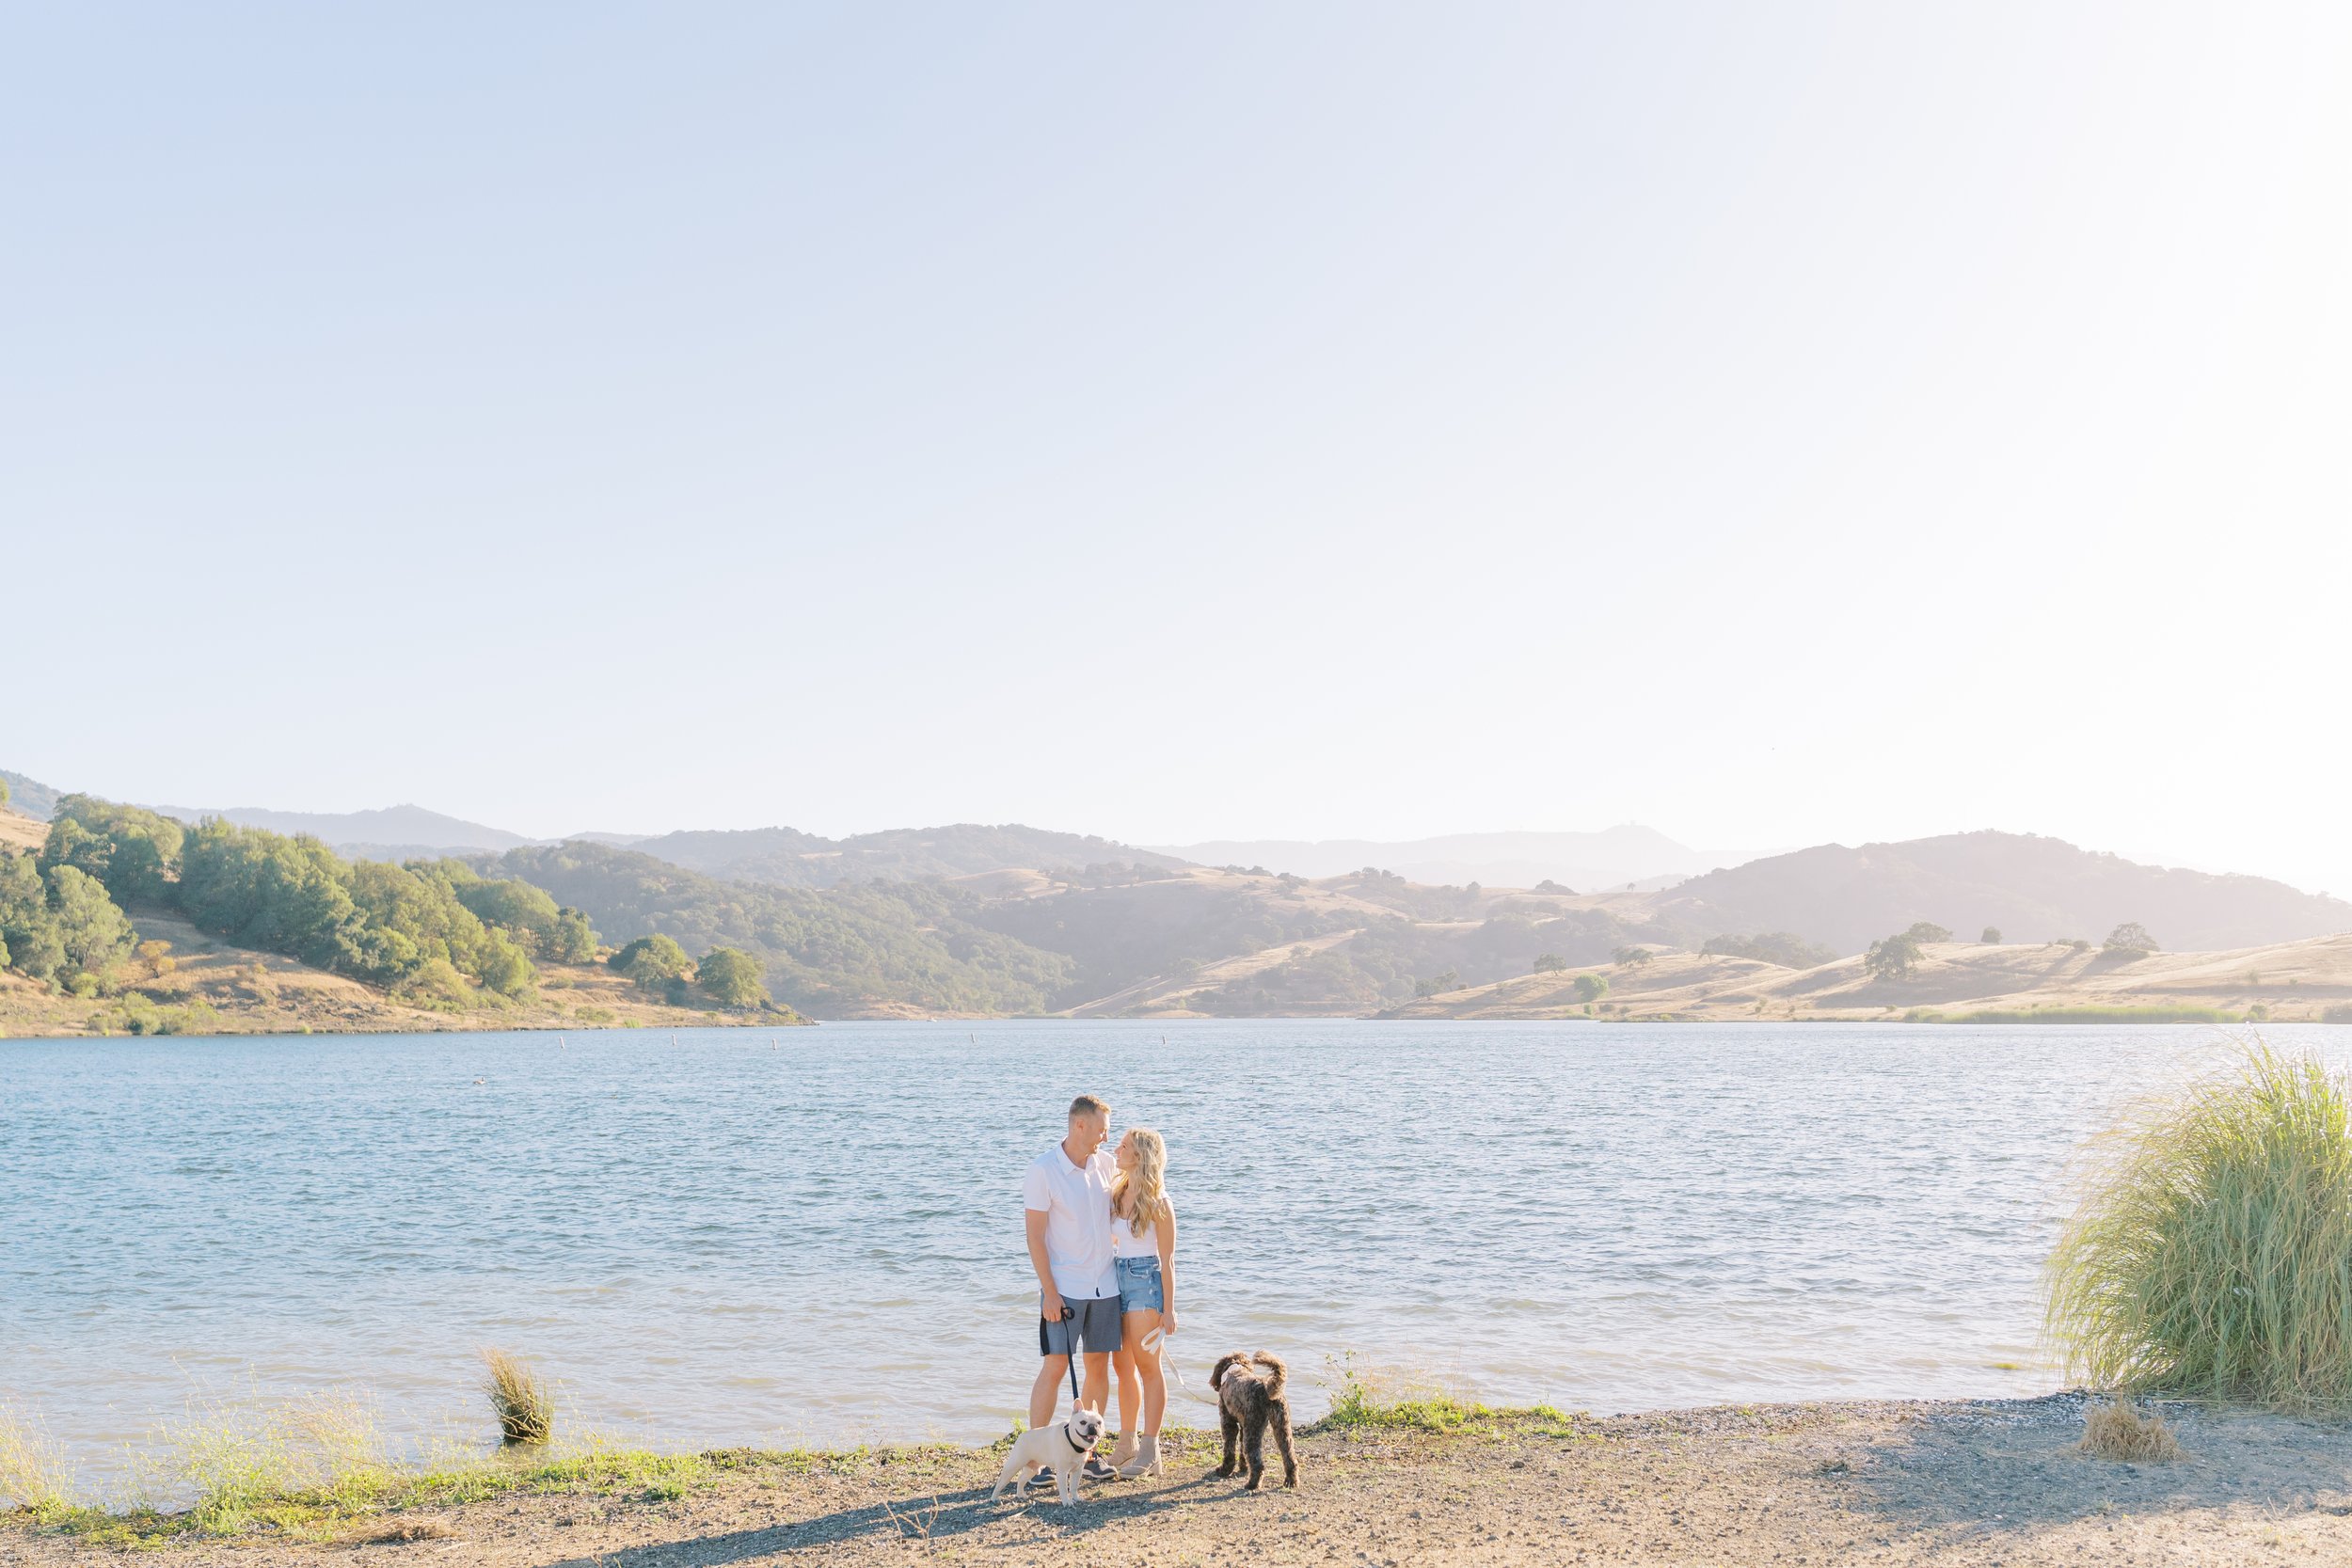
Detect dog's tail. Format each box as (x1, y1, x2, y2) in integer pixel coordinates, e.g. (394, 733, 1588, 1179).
(1251, 1351, 1288, 1399)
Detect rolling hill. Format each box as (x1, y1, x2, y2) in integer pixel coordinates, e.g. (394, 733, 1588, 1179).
(1649, 831, 2352, 957)
(1382, 931, 2352, 1025)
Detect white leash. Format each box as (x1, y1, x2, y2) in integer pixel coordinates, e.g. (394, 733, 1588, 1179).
(1142, 1324, 1222, 1407)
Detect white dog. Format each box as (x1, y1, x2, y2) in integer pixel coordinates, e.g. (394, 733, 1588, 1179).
(989, 1402, 1107, 1506)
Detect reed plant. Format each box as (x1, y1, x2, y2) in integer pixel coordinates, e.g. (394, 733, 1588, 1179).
(481, 1350, 553, 1445)
(2047, 1046, 2352, 1410)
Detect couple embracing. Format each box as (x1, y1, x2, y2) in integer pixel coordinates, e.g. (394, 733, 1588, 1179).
(1022, 1093, 1177, 1481)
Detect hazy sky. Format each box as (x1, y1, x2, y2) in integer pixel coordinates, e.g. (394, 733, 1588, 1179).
(7, 4, 2349, 890)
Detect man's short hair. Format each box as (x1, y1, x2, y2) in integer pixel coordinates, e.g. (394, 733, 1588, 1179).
(1068, 1094, 1110, 1122)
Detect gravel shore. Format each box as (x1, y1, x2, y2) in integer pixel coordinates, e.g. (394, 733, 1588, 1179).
(10, 1395, 2352, 1567)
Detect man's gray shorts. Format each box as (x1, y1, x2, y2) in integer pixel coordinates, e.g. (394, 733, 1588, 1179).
(1038, 1294, 1122, 1357)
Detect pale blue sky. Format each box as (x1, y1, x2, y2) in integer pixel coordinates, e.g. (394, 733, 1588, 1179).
(6, 4, 2349, 890)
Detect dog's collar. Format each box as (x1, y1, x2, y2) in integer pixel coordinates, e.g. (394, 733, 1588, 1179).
(1062, 1426, 1094, 1454)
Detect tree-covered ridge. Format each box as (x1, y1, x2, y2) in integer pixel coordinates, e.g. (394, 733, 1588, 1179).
(0, 798, 613, 1012)
(488, 842, 1074, 1015)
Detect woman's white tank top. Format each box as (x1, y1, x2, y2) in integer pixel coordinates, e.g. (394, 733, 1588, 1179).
(1110, 1208, 1157, 1259)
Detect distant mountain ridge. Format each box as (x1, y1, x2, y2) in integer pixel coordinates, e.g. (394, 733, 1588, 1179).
(147, 802, 535, 853)
(633, 823, 1189, 887)
(1654, 831, 2352, 956)
(0, 769, 62, 821)
(1147, 826, 1775, 892)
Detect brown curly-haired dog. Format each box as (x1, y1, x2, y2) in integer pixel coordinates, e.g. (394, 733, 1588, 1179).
(1209, 1351, 1298, 1490)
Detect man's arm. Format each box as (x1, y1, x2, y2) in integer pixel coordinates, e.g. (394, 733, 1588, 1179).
(1026, 1208, 1064, 1323)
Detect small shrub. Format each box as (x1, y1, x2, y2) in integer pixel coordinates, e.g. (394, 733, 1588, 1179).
(2076, 1399, 2183, 1463)
(482, 1350, 552, 1444)
(2047, 1047, 2352, 1410)
(396, 958, 473, 1012)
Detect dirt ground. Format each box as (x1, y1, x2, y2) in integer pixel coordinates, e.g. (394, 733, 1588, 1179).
(13, 1395, 2352, 1567)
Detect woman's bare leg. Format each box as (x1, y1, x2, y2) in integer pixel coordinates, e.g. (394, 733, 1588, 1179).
(1124, 1308, 1167, 1435)
(1109, 1342, 1142, 1466)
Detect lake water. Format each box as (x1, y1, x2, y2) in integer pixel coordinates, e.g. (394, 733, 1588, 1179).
(1, 1020, 2328, 1483)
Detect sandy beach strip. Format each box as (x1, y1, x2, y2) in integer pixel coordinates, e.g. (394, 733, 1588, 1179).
(11, 1393, 2352, 1566)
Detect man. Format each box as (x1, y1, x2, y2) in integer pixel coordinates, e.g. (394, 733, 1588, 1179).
(1024, 1092, 1120, 1482)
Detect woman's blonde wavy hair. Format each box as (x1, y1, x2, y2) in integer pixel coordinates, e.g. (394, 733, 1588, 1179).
(1110, 1127, 1168, 1228)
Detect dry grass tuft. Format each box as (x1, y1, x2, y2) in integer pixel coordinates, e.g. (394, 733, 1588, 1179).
(2077, 1398, 2185, 1463)
(481, 1349, 553, 1445)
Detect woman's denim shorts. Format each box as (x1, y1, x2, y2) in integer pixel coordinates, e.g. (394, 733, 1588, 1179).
(1115, 1254, 1164, 1313)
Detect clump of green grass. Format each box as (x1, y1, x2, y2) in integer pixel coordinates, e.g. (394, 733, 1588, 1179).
(1312, 1354, 1579, 1436)
(482, 1349, 553, 1445)
(0, 1402, 77, 1523)
(2047, 1046, 2352, 1411)
(100, 1390, 403, 1540)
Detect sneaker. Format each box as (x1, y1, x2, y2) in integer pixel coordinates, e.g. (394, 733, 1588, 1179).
(1081, 1456, 1119, 1482)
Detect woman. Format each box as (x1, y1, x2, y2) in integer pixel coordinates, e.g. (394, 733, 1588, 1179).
(1104, 1126, 1178, 1479)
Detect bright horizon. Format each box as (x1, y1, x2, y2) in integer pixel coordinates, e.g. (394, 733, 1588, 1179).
(7, 4, 2349, 893)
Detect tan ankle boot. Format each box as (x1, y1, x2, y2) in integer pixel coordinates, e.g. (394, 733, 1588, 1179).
(1106, 1433, 1136, 1470)
(1117, 1433, 1161, 1479)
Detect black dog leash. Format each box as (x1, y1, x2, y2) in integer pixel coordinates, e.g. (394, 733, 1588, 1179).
(1060, 1305, 1081, 1402)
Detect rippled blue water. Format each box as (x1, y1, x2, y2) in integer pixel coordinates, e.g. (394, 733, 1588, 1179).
(0, 1020, 2323, 1475)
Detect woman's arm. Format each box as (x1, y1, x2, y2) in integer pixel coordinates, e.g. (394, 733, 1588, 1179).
(1157, 1199, 1178, 1331)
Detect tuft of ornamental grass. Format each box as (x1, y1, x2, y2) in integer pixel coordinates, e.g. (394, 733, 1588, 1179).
(482, 1349, 554, 1445)
(2076, 1398, 2184, 1463)
(2047, 1045, 2352, 1412)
